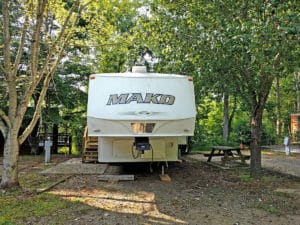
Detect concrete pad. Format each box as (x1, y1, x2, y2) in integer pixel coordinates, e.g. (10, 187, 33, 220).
(40, 158, 108, 175)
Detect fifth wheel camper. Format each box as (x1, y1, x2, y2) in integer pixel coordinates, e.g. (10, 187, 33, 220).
(85, 66, 196, 163)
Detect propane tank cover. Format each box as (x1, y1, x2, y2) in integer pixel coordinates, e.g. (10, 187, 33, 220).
(132, 66, 147, 73)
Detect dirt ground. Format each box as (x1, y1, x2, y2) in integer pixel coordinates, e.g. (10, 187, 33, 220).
(2, 152, 300, 225)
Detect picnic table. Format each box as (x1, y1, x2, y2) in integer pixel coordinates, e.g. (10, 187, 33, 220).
(206, 145, 250, 164)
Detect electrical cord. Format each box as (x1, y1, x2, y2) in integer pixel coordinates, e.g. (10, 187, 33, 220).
(131, 143, 141, 159)
(149, 144, 154, 173)
(131, 142, 154, 162)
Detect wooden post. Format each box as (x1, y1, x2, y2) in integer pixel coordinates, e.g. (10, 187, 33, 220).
(69, 135, 72, 154)
(52, 124, 58, 154)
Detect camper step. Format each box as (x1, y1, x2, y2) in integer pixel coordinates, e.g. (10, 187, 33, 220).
(82, 155, 98, 163)
(82, 151, 98, 156)
(82, 148, 98, 163)
(84, 149, 98, 153)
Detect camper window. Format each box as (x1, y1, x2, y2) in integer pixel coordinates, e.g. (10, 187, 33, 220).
(131, 123, 155, 134)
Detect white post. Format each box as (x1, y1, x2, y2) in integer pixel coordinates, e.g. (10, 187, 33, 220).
(45, 137, 53, 163)
(284, 136, 290, 156)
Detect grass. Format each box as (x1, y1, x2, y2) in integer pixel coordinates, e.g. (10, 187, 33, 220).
(235, 170, 290, 216)
(257, 204, 281, 215)
(2, 193, 54, 221)
(0, 155, 93, 225)
(19, 173, 66, 192)
(239, 173, 253, 182)
(265, 205, 280, 214)
(0, 191, 87, 224)
(0, 170, 90, 225)
(237, 169, 282, 183)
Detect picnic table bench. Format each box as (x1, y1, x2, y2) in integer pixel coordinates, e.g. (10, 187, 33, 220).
(206, 145, 250, 164)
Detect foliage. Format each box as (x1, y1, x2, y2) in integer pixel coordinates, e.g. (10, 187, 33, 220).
(78, 0, 142, 72)
(39, 0, 143, 149)
(0, 0, 91, 188)
(133, 0, 299, 177)
(58, 140, 79, 155)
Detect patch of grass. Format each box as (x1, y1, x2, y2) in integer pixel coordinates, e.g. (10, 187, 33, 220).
(0, 193, 75, 224)
(18, 170, 68, 192)
(259, 204, 280, 215)
(0, 163, 91, 225)
(265, 205, 279, 214)
(0, 186, 23, 198)
(208, 186, 224, 194)
(261, 175, 281, 182)
(238, 170, 281, 183)
(239, 173, 253, 182)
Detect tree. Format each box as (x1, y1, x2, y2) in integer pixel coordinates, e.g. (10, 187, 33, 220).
(132, 0, 241, 144)
(0, 0, 87, 189)
(86, 0, 142, 72)
(134, 0, 299, 177)
(225, 1, 298, 177)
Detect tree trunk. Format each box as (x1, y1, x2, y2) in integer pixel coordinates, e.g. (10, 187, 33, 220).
(294, 72, 300, 112)
(29, 119, 40, 154)
(0, 128, 20, 188)
(250, 109, 263, 178)
(223, 93, 229, 142)
(0, 0, 83, 189)
(275, 77, 282, 136)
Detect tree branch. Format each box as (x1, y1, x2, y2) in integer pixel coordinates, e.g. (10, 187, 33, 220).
(18, 75, 51, 144)
(30, 0, 47, 77)
(13, 13, 29, 77)
(2, 0, 11, 79)
(0, 120, 8, 139)
(0, 109, 11, 128)
(17, 0, 80, 120)
(40, 0, 80, 76)
(18, 0, 82, 144)
(0, 109, 10, 139)
(19, 34, 71, 144)
(2, 0, 17, 122)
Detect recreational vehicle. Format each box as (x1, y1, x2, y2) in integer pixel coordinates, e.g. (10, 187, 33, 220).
(85, 66, 196, 163)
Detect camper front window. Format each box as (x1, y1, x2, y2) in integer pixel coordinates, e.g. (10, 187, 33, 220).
(131, 123, 155, 134)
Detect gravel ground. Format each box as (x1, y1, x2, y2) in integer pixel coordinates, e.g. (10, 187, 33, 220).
(1, 152, 300, 225)
(43, 153, 300, 224)
(189, 151, 300, 178)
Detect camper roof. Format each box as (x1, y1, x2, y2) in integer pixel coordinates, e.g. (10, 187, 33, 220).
(90, 73, 188, 79)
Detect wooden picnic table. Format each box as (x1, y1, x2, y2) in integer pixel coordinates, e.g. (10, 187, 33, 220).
(206, 145, 250, 164)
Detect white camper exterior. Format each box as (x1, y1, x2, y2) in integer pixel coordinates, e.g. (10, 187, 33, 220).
(87, 67, 196, 163)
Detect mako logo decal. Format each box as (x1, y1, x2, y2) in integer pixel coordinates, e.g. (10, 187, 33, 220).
(106, 93, 175, 105)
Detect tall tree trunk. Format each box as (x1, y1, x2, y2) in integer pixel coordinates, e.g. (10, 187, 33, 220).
(275, 77, 282, 136)
(229, 97, 237, 139)
(294, 72, 300, 112)
(1, 128, 20, 187)
(223, 93, 229, 142)
(250, 107, 264, 178)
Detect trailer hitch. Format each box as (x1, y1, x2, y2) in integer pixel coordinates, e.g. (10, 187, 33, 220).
(134, 137, 151, 153)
